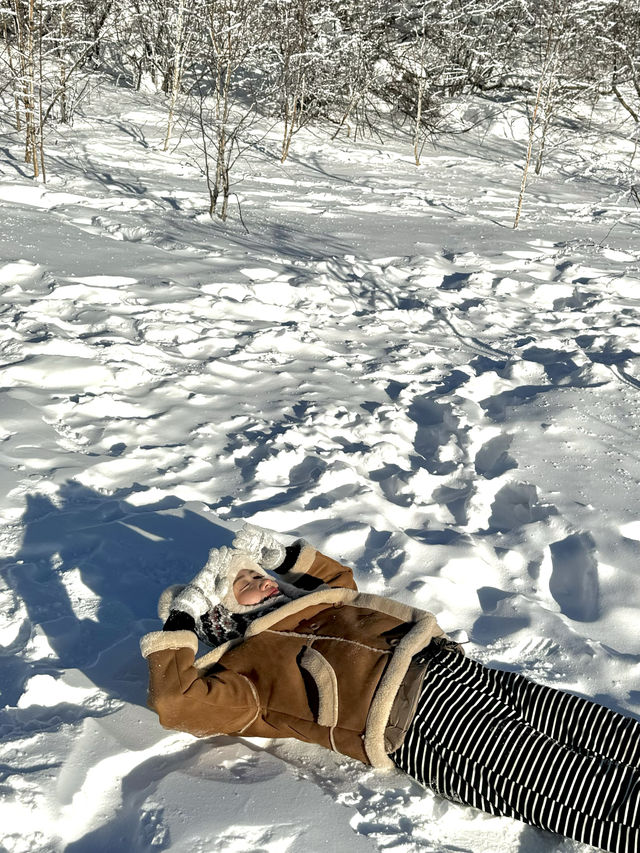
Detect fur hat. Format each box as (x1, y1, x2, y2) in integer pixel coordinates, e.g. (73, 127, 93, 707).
(159, 546, 303, 648)
(158, 552, 273, 620)
(206, 549, 275, 616)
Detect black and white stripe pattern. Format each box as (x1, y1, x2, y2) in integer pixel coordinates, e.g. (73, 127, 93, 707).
(391, 645, 640, 853)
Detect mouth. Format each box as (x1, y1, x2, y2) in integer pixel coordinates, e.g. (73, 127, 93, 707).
(266, 587, 279, 597)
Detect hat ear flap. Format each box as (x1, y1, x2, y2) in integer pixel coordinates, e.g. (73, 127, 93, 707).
(158, 584, 186, 622)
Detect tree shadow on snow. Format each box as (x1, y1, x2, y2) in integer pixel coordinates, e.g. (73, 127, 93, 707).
(0, 481, 233, 718)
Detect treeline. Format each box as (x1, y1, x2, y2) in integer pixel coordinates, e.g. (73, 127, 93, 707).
(1, 0, 639, 219)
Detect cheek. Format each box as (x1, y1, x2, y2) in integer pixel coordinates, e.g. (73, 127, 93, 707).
(237, 587, 263, 605)
(249, 588, 267, 603)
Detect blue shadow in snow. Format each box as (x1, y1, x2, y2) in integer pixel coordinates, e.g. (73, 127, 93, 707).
(0, 481, 233, 719)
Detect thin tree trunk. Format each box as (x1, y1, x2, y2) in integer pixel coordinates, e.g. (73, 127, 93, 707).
(513, 0, 565, 228)
(514, 19, 558, 229)
(37, 0, 45, 181)
(58, 3, 68, 124)
(612, 82, 639, 123)
(25, 0, 39, 176)
(414, 74, 424, 166)
(4, 19, 22, 130)
(534, 78, 555, 176)
(332, 92, 358, 140)
(164, 0, 185, 150)
(281, 81, 302, 163)
(513, 79, 544, 229)
(413, 25, 427, 167)
(13, 1, 31, 143)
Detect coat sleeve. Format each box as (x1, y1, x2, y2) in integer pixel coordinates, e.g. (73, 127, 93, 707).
(141, 630, 260, 737)
(274, 541, 358, 591)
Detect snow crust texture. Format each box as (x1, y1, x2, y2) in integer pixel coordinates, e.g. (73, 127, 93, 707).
(1, 83, 640, 852)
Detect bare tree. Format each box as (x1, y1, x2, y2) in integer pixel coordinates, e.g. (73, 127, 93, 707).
(262, 0, 314, 162)
(163, 0, 194, 150)
(115, 0, 173, 91)
(380, 0, 445, 164)
(1, 0, 112, 179)
(601, 0, 640, 124)
(10, 0, 42, 176)
(187, 0, 265, 220)
(2, 0, 637, 192)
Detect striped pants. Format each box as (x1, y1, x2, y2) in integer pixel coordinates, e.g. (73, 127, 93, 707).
(391, 644, 640, 853)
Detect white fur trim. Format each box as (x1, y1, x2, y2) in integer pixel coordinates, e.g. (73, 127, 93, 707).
(140, 630, 198, 658)
(172, 584, 211, 620)
(363, 611, 445, 769)
(299, 646, 339, 728)
(275, 541, 316, 584)
(158, 584, 186, 621)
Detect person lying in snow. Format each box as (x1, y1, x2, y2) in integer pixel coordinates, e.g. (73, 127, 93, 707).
(140, 524, 640, 853)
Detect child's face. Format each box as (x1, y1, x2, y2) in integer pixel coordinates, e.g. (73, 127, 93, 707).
(233, 568, 280, 606)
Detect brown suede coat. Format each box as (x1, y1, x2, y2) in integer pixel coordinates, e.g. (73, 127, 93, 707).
(140, 544, 448, 768)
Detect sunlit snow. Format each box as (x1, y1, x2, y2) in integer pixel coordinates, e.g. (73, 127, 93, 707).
(1, 78, 639, 853)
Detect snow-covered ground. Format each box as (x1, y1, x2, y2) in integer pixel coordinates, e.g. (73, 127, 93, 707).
(1, 81, 640, 852)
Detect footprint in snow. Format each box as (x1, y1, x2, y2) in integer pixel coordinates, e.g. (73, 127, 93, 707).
(408, 395, 465, 476)
(488, 482, 557, 533)
(549, 532, 600, 622)
(474, 435, 518, 480)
